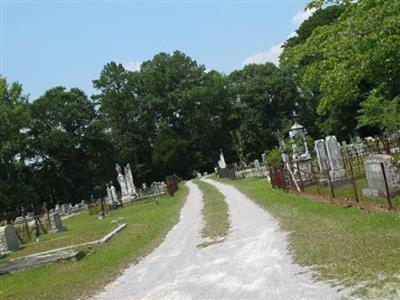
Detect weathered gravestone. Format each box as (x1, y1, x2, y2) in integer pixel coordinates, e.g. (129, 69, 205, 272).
(49, 213, 65, 232)
(325, 135, 346, 180)
(61, 204, 70, 214)
(362, 154, 400, 198)
(315, 139, 329, 173)
(0, 225, 19, 253)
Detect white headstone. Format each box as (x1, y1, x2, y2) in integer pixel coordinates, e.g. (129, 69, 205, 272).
(325, 135, 346, 179)
(49, 213, 65, 232)
(0, 225, 19, 252)
(116, 164, 129, 196)
(110, 184, 119, 202)
(106, 185, 113, 203)
(315, 139, 329, 173)
(362, 154, 400, 198)
(218, 151, 227, 169)
(124, 163, 137, 196)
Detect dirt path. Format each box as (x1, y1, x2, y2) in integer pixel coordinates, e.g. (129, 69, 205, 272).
(93, 179, 345, 299)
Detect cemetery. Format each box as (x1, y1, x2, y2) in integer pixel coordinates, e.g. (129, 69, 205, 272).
(0, 162, 179, 277)
(216, 120, 400, 212)
(2, 0, 400, 298)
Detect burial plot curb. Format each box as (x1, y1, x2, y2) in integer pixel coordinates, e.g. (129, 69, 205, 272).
(0, 250, 85, 275)
(10, 223, 127, 262)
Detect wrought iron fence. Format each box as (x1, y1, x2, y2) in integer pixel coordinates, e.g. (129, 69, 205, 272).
(269, 137, 400, 211)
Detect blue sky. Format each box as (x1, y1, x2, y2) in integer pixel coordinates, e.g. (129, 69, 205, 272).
(1, 0, 311, 100)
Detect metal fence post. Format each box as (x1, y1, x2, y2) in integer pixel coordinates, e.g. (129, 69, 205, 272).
(296, 163, 304, 192)
(327, 171, 335, 198)
(348, 159, 359, 202)
(381, 163, 393, 210)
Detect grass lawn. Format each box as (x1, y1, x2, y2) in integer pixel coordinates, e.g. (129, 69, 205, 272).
(304, 178, 400, 209)
(0, 184, 187, 300)
(195, 179, 229, 246)
(3, 212, 118, 262)
(216, 177, 400, 298)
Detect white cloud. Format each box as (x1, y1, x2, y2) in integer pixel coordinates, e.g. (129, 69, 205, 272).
(242, 42, 283, 66)
(123, 61, 142, 72)
(241, 8, 315, 67)
(291, 8, 316, 26)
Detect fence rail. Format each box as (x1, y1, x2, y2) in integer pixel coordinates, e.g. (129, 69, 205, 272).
(269, 137, 400, 211)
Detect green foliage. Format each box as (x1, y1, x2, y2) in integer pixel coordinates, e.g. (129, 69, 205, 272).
(0, 77, 36, 210)
(28, 87, 115, 206)
(94, 51, 236, 181)
(357, 90, 400, 136)
(2, 0, 399, 210)
(228, 63, 299, 160)
(265, 148, 282, 167)
(281, 0, 400, 138)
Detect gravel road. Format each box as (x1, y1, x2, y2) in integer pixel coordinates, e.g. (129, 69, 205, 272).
(93, 179, 345, 300)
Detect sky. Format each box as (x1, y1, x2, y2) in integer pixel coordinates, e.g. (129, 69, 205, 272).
(1, 0, 312, 100)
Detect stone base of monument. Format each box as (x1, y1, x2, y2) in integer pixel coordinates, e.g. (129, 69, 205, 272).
(331, 177, 351, 188)
(328, 168, 350, 187)
(363, 187, 400, 199)
(121, 194, 137, 203)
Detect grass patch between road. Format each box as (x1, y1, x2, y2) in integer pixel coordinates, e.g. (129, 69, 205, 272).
(0, 184, 187, 300)
(195, 179, 229, 247)
(216, 177, 400, 298)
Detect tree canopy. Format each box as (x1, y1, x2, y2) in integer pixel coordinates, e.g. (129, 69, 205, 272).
(1, 0, 398, 210)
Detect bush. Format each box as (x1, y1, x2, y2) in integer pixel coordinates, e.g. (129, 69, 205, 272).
(265, 148, 283, 167)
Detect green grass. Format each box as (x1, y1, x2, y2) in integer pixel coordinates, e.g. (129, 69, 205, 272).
(0, 184, 188, 300)
(4, 212, 118, 262)
(195, 179, 229, 246)
(304, 178, 400, 208)
(216, 177, 400, 298)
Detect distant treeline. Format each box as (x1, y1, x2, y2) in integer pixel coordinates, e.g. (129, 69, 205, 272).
(0, 0, 398, 210)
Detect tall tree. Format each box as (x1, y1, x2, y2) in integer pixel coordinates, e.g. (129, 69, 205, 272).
(28, 87, 114, 205)
(0, 77, 35, 210)
(281, 0, 400, 138)
(228, 63, 299, 160)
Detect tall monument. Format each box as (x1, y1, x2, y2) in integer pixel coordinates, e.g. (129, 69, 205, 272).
(124, 163, 137, 197)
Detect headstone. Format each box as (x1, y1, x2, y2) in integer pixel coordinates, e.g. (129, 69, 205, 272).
(325, 135, 346, 180)
(116, 164, 129, 197)
(261, 153, 266, 163)
(55, 204, 61, 212)
(124, 163, 137, 197)
(254, 159, 260, 169)
(106, 184, 113, 203)
(49, 213, 65, 232)
(110, 184, 119, 203)
(218, 151, 227, 169)
(315, 139, 329, 173)
(362, 154, 400, 198)
(61, 203, 70, 214)
(0, 225, 19, 253)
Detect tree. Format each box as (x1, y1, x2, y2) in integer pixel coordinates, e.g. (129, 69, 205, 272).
(0, 77, 35, 210)
(281, 0, 400, 138)
(94, 51, 237, 180)
(228, 63, 299, 159)
(28, 87, 114, 205)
